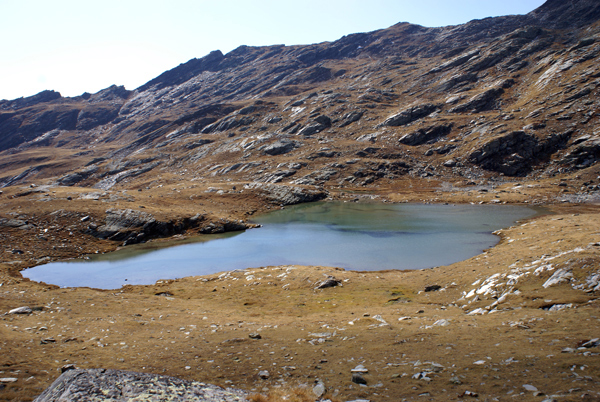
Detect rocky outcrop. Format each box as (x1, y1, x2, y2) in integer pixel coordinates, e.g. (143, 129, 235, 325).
(379, 103, 439, 127)
(468, 130, 572, 176)
(399, 123, 453, 146)
(562, 135, 600, 169)
(90, 209, 199, 245)
(34, 368, 247, 402)
(57, 166, 99, 186)
(0, 90, 61, 110)
(448, 87, 504, 114)
(245, 183, 327, 205)
(89, 209, 250, 244)
(262, 140, 300, 156)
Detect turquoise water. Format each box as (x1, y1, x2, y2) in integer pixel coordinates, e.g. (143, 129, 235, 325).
(22, 202, 541, 289)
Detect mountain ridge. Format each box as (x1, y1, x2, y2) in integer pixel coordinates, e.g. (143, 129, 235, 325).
(1, 0, 600, 191)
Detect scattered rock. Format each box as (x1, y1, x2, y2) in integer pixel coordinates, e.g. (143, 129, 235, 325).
(258, 370, 270, 380)
(248, 333, 262, 340)
(424, 285, 442, 292)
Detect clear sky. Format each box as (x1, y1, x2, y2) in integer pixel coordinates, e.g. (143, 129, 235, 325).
(0, 0, 547, 101)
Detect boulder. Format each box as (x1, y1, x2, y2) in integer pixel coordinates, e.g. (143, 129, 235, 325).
(33, 368, 247, 402)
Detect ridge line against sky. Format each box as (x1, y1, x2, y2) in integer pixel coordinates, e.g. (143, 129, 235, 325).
(0, 0, 546, 101)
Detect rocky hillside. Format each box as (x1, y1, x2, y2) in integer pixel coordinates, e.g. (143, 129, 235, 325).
(1, 0, 600, 193)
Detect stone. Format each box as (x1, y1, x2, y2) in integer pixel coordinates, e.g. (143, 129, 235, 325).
(424, 285, 441, 292)
(258, 370, 270, 379)
(351, 364, 368, 373)
(8, 306, 32, 314)
(0, 378, 18, 383)
(351, 373, 367, 385)
(433, 319, 450, 327)
(33, 369, 246, 401)
(248, 333, 262, 340)
(315, 276, 342, 289)
(523, 384, 538, 392)
(312, 381, 326, 398)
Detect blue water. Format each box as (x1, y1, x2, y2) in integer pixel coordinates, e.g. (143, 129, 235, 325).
(22, 202, 541, 289)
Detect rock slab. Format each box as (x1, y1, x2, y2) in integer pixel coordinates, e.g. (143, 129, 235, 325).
(34, 369, 247, 402)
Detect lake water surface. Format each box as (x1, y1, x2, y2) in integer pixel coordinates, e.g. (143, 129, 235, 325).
(22, 202, 542, 289)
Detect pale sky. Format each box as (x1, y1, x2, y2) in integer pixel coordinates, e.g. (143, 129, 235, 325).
(0, 0, 547, 101)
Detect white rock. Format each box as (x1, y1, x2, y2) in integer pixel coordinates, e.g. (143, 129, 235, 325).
(433, 319, 450, 327)
(473, 360, 486, 365)
(467, 308, 486, 316)
(0, 378, 18, 383)
(351, 364, 368, 373)
(543, 269, 573, 288)
(313, 381, 326, 398)
(8, 306, 32, 314)
(523, 384, 538, 392)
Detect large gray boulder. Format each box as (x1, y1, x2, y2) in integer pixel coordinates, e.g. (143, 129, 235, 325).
(34, 368, 247, 402)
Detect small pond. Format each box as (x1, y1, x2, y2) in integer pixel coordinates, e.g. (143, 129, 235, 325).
(22, 202, 543, 289)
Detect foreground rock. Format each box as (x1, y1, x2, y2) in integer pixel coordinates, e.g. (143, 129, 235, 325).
(34, 369, 247, 402)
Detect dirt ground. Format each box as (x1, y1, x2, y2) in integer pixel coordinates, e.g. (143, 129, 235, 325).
(1, 179, 599, 401)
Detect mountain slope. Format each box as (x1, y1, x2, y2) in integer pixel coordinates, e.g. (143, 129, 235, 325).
(1, 0, 599, 195)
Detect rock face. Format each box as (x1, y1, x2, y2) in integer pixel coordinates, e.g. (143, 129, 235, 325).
(468, 130, 572, 176)
(34, 368, 247, 402)
(91, 209, 205, 245)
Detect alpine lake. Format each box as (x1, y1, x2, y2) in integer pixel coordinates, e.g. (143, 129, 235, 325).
(22, 202, 544, 289)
